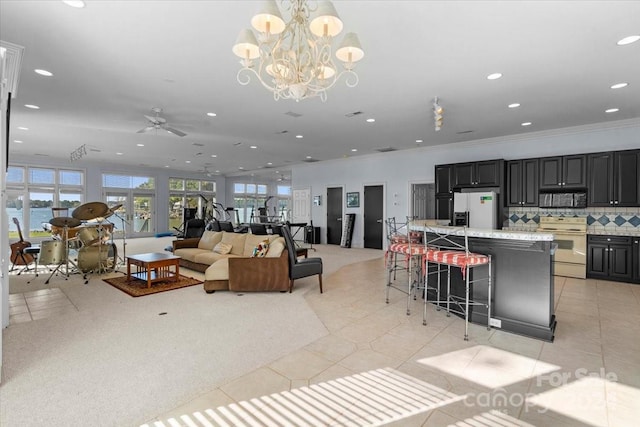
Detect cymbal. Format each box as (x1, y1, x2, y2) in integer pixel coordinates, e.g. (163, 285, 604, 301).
(72, 202, 109, 220)
(49, 216, 82, 228)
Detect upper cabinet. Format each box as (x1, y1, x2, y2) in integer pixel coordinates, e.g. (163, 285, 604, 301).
(588, 150, 640, 207)
(453, 159, 504, 188)
(507, 158, 539, 207)
(539, 154, 586, 190)
(435, 164, 453, 195)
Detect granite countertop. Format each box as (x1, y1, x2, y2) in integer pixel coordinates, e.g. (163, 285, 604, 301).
(410, 222, 554, 241)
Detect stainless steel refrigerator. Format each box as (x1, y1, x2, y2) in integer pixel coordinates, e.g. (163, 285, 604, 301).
(453, 191, 498, 229)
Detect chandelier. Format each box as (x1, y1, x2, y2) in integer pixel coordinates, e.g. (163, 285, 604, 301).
(232, 0, 364, 102)
(433, 97, 444, 131)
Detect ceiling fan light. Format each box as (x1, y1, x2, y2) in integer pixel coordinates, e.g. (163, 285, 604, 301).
(232, 29, 260, 59)
(335, 32, 364, 63)
(251, 1, 285, 34)
(309, 1, 343, 37)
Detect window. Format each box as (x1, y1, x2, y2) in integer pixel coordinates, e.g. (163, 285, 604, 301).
(233, 182, 269, 223)
(6, 165, 85, 239)
(168, 177, 216, 230)
(103, 174, 154, 189)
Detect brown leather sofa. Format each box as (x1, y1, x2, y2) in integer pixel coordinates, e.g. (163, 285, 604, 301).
(172, 231, 289, 293)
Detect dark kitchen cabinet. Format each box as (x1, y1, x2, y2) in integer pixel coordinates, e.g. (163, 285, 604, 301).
(453, 159, 504, 188)
(588, 150, 640, 207)
(435, 164, 453, 195)
(435, 195, 452, 225)
(434, 164, 453, 224)
(507, 158, 539, 207)
(587, 235, 633, 282)
(539, 154, 586, 190)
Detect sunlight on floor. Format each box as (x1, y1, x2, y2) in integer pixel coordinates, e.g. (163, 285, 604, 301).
(142, 368, 465, 427)
(417, 345, 561, 389)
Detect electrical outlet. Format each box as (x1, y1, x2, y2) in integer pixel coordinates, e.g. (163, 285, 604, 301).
(489, 318, 502, 328)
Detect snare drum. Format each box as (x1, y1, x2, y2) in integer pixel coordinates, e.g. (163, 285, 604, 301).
(77, 243, 118, 273)
(39, 240, 66, 265)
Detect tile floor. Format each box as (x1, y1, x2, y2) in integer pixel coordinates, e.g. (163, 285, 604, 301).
(8, 287, 78, 324)
(145, 259, 640, 427)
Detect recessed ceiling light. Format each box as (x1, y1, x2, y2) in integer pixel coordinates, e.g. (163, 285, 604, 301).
(415, 139, 423, 143)
(17, 126, 29, 130)
(14, 140, 23, 143)
(116, 152, 123, 155)
(306, 156, 312, 159)
(211, 154, 217, 158)
(34, 69, 53, 77)
(351, 149, 358, 152)
(185, 160, 191, 163)
(508, 103, 521, 108)
(366, 118, 375, 123)
(610, 82, 628, 89)
(206, 112, 217, 117)
(215, 170, 220, 173)
(296, 135, 303, 139)
(238, 166, 245, 170)
(487, 73, 503, 80)
(62, 1, 85, 8)
(250, 145, 257, 149)
(165, 165, 170, 168)
(136, 143, 144, 147)
(25, 104, 40, 109)
(605, 108, 620, 113)
(521, 122, 532, 126)
(267, 162, 273, 165)
(617, 35, 640, 46)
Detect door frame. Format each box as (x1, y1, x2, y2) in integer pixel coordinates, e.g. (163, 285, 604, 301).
(408, 179, 434, 220)
(362, 182, 386, 250)
(325, 184, 345, 245)
(103, 190, 156, 239)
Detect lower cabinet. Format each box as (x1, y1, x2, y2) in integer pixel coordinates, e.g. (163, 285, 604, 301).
(587, 235, 634, 283)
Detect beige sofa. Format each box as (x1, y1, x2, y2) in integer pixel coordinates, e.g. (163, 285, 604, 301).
(172, 230, 289, 293)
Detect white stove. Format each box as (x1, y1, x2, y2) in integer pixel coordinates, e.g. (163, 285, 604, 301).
(537, 217, 587, 279)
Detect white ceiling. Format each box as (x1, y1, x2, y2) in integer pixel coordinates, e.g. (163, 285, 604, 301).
(1, 1, 639, 179)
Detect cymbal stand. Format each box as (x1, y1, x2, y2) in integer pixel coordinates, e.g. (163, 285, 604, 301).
(112, 212, 129, 269)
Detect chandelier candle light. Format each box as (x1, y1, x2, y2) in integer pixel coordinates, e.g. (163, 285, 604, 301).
(233, 0, 364, 102)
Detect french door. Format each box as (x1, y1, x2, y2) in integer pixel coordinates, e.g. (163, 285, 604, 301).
(104, 191, 155, 238)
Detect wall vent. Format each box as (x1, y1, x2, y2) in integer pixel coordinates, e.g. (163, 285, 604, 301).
(303, 158, 319, 163)
(345, 111, 363, 117)
(285, 111, 302, 118)
(375, 147, 397, 153)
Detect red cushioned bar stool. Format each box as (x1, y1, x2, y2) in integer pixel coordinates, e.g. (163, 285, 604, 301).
(385, 217, 428, 315)
(422, 225, 492, 340)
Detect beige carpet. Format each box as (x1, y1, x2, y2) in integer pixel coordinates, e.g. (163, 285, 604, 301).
(1, 238, 383, 427)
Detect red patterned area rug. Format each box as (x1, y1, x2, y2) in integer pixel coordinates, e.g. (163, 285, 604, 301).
(103, 274, 202, 297)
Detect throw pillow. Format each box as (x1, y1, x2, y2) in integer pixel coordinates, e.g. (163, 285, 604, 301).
(251, 239, 270, 258)
(213, 242, 233, 255)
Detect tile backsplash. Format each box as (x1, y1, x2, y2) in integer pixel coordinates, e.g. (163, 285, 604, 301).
(505, 207, 640, 235)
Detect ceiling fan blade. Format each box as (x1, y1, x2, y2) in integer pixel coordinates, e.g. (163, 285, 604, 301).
(136, 126, 155, 133)
(163, 126, 187, 137)
(143, 114, 160, 125)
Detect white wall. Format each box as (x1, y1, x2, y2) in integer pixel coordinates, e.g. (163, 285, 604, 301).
(291, 120, 640, 248)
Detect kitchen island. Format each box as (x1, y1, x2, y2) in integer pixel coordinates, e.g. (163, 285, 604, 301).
(410, 222, 556, 341)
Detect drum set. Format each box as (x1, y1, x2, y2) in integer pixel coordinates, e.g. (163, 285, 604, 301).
(42, 201, 123, 283)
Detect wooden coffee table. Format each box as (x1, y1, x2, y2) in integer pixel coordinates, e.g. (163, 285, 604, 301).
(126, 252, 181, 288)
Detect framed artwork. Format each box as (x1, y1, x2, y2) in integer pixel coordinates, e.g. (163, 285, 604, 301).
(346, 191, 360, 208)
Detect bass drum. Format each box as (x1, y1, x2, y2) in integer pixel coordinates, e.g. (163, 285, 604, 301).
(39, 240, 66, 265)
(77, 243, 117, 273)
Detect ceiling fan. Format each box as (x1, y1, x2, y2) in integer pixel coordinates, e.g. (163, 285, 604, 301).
(137, 107, 187, 137)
